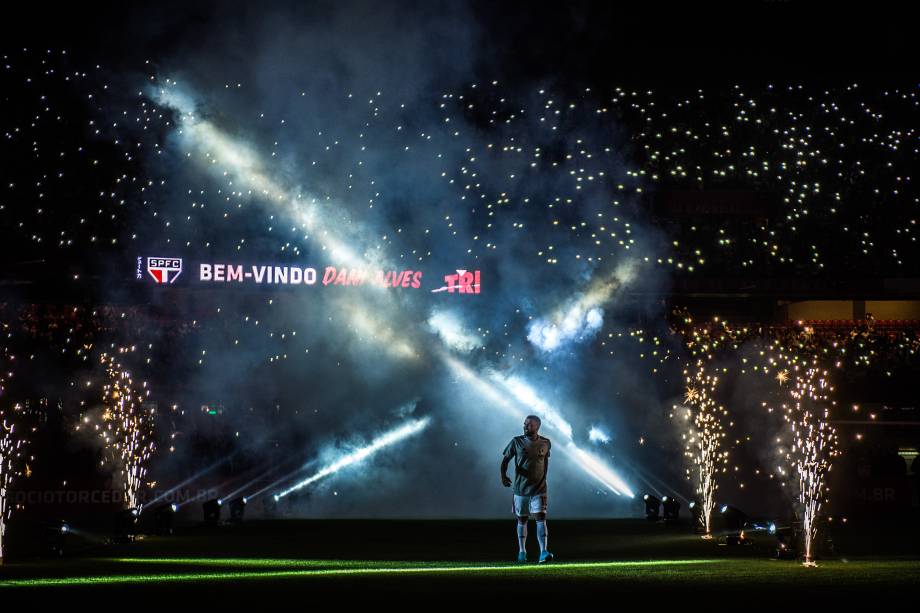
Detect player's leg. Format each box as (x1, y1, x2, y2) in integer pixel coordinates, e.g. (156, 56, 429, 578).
(533, 494, 553, 562)
(517, 516, 529, 553)
(513, 495, 529, 562)
(534, 512, 547, 553)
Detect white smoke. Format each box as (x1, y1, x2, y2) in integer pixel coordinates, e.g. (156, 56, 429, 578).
(427, 310, 481, 354)
(588, 426, 611, 444)
(527, 260, 639, 353)
(527, 305, 604, 352)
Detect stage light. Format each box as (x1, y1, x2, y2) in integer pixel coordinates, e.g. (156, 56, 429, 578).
(262, 495, 278, 518)
(688, 499, 704, 532)
(229, 497, 247, 523)
(113, 508, 140, 543)
(202, 498, 222, 526)
(45, 520, 69, 558)
(154, 503, 177, 536)
(643, 494, 661, 521)
(720, 504, 747, 531)
(662, 496, 681, 524)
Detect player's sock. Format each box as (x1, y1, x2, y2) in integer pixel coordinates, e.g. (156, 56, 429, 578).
(517, 521, 528, 552)
(536, 520, 548, 553)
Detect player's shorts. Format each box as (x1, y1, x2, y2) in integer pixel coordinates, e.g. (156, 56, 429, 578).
(512, 493, 548, 517)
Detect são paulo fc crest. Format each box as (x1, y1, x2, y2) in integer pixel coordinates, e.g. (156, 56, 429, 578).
(147, 257, 183, 284)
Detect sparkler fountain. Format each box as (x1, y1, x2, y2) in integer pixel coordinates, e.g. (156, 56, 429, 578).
(769, 353, 839, 566)
(93, 350, 157, 511)
(676, 359, 728, 538)
(0, 408, 27, 564)
(1, 330, 31, 564)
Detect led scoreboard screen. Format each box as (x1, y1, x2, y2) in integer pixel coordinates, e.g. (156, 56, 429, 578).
(138, 256, 481, 294)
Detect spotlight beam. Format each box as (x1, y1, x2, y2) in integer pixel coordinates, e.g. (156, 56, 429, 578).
(618, 458, 689, 504)
(146, 455, 234, 507)
(154, 84, 636, 504)
(177, 469, 262, 510)
(440, 350, 634, 497)
(221, 466, 285, 503)
(275, 417, 432, 499)
(244, 458, 322, 502)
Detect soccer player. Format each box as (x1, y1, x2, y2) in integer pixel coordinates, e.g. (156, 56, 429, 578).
(501, 414, 554, 563)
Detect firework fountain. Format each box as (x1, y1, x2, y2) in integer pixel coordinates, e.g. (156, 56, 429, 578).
(1, 328, 31, 564)
(767, 352, 839, 566)
(0, 409, 26, 564)
(676, 359, 729, 538)
(0, 411, 28, 564)
(90, 349, 157, 511)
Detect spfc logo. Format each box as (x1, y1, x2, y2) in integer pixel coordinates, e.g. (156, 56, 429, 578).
(147, 257, 183, 284)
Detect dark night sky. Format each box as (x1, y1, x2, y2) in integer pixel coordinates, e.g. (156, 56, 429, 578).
(5, 1, 917, 81)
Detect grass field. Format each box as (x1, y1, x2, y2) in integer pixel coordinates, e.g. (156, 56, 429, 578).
(1, 519, 918, 601)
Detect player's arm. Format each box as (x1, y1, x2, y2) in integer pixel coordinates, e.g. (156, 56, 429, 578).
(500, 455, 512, 487)
(500, 440, 514, 487)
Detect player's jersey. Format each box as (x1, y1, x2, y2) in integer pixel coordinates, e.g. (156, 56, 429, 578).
(502, 434, 551, 496)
